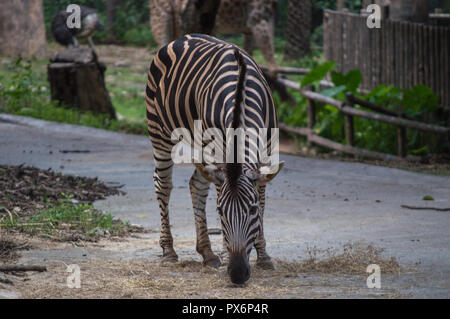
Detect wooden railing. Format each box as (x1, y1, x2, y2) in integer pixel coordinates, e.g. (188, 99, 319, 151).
(270, 70, 450, 161)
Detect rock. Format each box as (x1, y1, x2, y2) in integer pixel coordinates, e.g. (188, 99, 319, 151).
(51, 48, 95, 64)
(114, 60, 129, 67)
(87, 227, 107, 236)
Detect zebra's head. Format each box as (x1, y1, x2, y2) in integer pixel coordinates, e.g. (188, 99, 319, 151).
(195, 161, 284, 284)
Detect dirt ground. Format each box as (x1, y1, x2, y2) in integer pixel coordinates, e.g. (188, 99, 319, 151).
(2, 233, 406, 299)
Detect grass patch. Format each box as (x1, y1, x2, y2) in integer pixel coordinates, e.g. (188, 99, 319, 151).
(0, 165, 143, 242)
(105, 67, 147, 121)
(2, 195, 141, 243)
(7, 195, 133, 241)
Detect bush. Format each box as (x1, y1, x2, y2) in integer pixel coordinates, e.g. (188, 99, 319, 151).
(278, 62, 442, 156)
(122, 24, 156, 47)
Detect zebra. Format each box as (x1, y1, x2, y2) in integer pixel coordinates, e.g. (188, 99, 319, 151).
(145, 34, 283, 284)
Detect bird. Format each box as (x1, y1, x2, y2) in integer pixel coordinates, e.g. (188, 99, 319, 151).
(51, 6, 104, 50)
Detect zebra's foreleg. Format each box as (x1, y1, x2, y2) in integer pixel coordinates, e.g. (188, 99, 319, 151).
(153, 149, 178, 263)
(254, 184, 275, 269)
(190, 169, 221, 268)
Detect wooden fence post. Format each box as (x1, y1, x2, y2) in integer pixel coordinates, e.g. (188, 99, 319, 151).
(307, 86, 316, 146)
(345, 93, 355, 147)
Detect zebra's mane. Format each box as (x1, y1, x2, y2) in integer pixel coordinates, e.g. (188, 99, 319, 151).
(226, 49, 247, 188)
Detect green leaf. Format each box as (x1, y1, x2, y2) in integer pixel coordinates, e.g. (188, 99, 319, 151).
(401, 85, 439, 113)
(301, 61, 336, 88)
(320, 85, 346, 98)
(331, 69, 362, 93)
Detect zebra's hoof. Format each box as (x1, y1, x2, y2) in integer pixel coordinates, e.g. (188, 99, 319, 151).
(203, 256, 221, 269)
(256, 258, 275, 270)
(161, 252, 178, 263)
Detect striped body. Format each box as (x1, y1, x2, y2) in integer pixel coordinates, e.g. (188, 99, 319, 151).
(146, 34, 282, 284)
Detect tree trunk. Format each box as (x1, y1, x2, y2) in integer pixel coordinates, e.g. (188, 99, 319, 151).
(179, 0, 221, 36)
(283, 0, 311, 61)
(0, 0, 47, 58)
(390, 0, 429, 23)
(106, 0, 118, 41)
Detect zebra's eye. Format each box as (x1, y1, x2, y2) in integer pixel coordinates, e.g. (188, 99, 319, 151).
(249, 205, 258, 215)
(217, 206, 223, 216)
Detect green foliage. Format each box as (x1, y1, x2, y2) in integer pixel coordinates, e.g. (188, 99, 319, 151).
(343, 0, 363, 13)
(278, 62, 442, 156)
(358, 84, 441, 155)
(365, 84, 439, 118)
(25, 193, 127, 236)
(301, 61, 335, 87)
(402, 85, 440, 116)
(331, 69, 362, 94)
(0, 58, 52, 113)
(122, 25, 156, 47)
(275, 90, 308, 128)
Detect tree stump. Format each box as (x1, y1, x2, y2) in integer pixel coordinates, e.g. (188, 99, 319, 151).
(48, 48, 116, 119)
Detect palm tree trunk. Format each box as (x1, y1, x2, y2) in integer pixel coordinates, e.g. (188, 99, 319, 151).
(106, 0, 119, 41)
(283, 0, 311, 61)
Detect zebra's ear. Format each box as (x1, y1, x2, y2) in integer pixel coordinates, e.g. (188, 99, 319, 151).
(257, 161, 284, 184)
(194, 163, 225, 185)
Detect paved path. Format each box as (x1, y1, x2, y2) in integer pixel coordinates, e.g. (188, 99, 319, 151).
(1, 114, 449, 298)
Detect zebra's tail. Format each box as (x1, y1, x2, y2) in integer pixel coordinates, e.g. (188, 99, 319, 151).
(226, 49, 247, 186)
(232, 49, 247, 130)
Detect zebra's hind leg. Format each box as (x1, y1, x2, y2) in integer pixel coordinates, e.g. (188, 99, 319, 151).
(189, 168, 221, 268)
(255, 184, 275, 270)
(153, 148, 178, 263)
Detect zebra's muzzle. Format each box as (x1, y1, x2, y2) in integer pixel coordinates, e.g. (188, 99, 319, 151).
(228, 254, 250, 285)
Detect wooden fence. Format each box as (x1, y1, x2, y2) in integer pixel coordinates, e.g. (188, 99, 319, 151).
(273, 74, 450, 161)
(323, 10, 450, 109)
